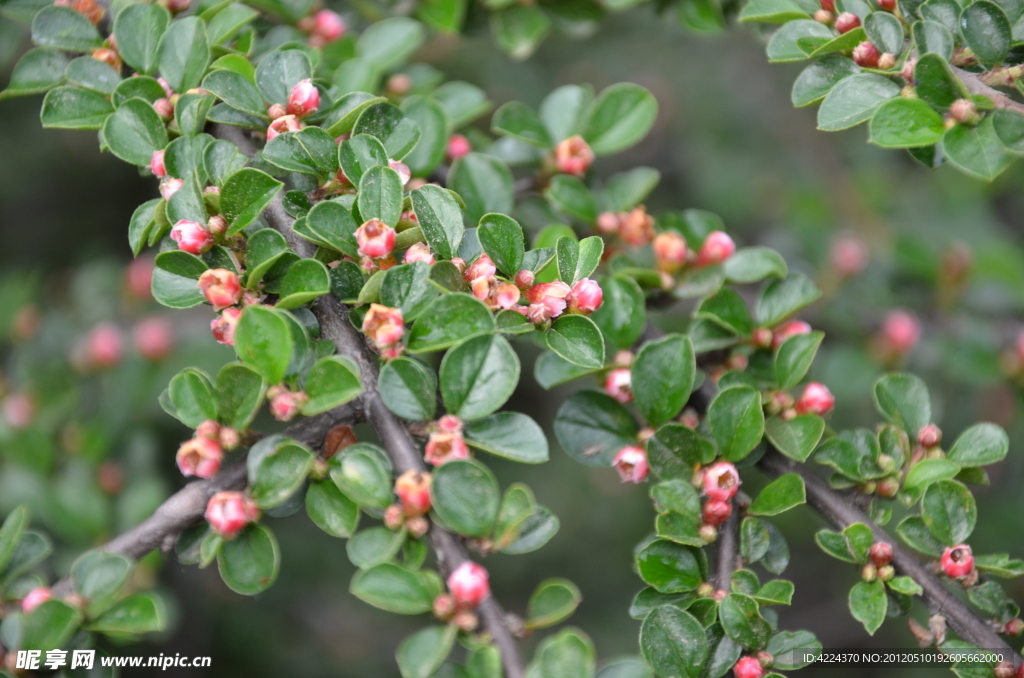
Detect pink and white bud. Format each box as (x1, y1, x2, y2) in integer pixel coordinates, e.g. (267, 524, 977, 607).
(21, 587, 52, 614)
(267, 103, 287, 120)
(882, 310, 920, 354)
(150, 150, 167, 177)
(567, 278, 603, 314)
(830, 234, 870, 277)
(171, 219, 214, 255)
(463, 254, 497, 282)
(425, 431, 470, 466)
(526, 281, 572, 319)
(165, 0, 189, 12)
(196, 419, 220, 440)
(869, 542, 894, 567)
(597, 211, 619, 234)
(153, 97, 174, 120)
(437, 414, 464, 433)
(266, 114, 302, 141)
(734, 656, 765, 678)
(704, 462, 740, 500)
(794, 382, 835, 416)
(433, 593, 457, 620)
(87, 323, 123, 368)
(205, 491, 259, 538)
(771, 319, 812, 350)
(604, 368, 633, 403)
(514, 269, 535, 289)
(362, 304, 405, 348)
(941, 544, 974, 579)
(267, 385, 308, 422)
(160, 177, 184, 201)
(835, 11, 860, 33)
(654, 231, 688, 273)
(447, 561, 490, 609)
(3, 393, 34, 430)
(950, 98, 981, 126)
(286, 79, 320, 118)
(356, 219, 397, 259)
(133, 316, 174, 360)
(702, 499, 732, 527)
(395, 470, 433, 516)
(877, 0, 896, 9)
(877, 52, 896, 70)
(404, 242, 434, 265)
(814, 8, 834, 22)
(526, 303, 551, 325)
(697, 231, 736, 267)
(613, 446, 649, 483)
(384, 504, 405, 530)
(207, 214, 228, 237)
(176, 436, 223, 478)
(211, 307, 242, 345)
(389, 160, 411, 186)
(312, 9, 345, 42)
(198, 269, 242, 309)
(446, 134, 471, 160)
(618, 207, 655, 247)
(917, 424, 942, 449)
(554, 135, 594, 176)
(853, 41, 880, 68)
(157, 77, 174, 98)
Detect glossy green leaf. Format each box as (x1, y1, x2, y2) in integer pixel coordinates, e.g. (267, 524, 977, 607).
(233, 306, 293, 384)
(774, 331, 823, 390)
(157, 16, 209, 93)
(637, 540, 704, 593)
(492, 100, 553, 147)
(464, 412, 548, 463)
(581, 83, 658, 155)
(546, 314, 606, 369)
(869, 97, 945, 148)
(942, 117, 1014, 181)
(21, 600, 82, 651)
(478, 213, 525, 276)
(411, 184, 465, 260)
(255, 49, 311, 105)
(640, 606, 708, 678)
(217, 524, 280, 595)
(330, 445, 392, 510)
(263, 127, 338, 177)
(792, 56, 860, 107)
(302, 356, 362, 415)
(31, 5, 100, 52)
(201, 68, 267, 118)
(873, 372, 930, 435)
(527, 578, 582, 629)
(306, 479, 360, 538)
(554, 390, 638, 467)
(379, 357, 437, 420)
(448, 153, 513, 226)
(220, 168, 283, 235)
(922, 479, 976, 545)
(818, 73, 901, 131)
(961, 0, 1012, 63)
(397, 625, 457, 678)
(113, 3, 169, 74)
(88, 592, 163, 634)
(407, 293, 495, 353)
(708, 385, 764, 462)
(632, 334, 695, 427)
(440, 334, 519, 420)
(748, 474, 805, 516)
(216, 362, 265, 430)
(849, 579, 886, 635)
(947, 423, 1008, 467)
(432, 459, 500, 537)
(764, 415, 824, 463)
(103, 98, 168, 166)
(358, 165, 404, 228)
(352, 101, 422, 160)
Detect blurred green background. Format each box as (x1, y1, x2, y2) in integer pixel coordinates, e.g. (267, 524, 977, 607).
(3, 5, 1024, 676)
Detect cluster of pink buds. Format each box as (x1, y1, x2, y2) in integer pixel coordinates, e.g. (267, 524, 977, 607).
(792, 382, 835, 417)
(385, 470, 433, 538)
(433, 561, 490, 631)
(698, 462, 741, 542)
(553, 135, 594, 176)
(2, 393, 34, 430)
(133, 316, 174, 361)
(356, 219, 397, 269)
(171, 219, 215, 255)
(205, 491, 260, 538)
(597, 207, 655, 247)
(522, 278, 603, 325)
(425, 415, 470, 466)
(267, 385, 308, 421)
(176, 422, 225, 479)
(198, 269, 242, 309)
(361, 304, 404, 359)
(940, 544, 976, 582)
(863, 542, 896, 582)
(300, 9, 346, 47)
(604, 368, 633, 403)
(613, 446, 649, 483)
(211, 307, 243, 346)
(21, 586, 53, 614)
(404, 242, 434, 265)
(447, 134, 471, 160)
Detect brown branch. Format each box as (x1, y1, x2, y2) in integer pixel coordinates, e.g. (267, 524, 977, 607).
(951, 65, 1024, 115)
(715, 501, 739, 591)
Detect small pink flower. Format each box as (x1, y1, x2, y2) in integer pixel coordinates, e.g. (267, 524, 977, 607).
(404, 242, 434, 265)
(389, 160, 411, 186)
(267, 103, 287, 120)
(150, 150, 167, 177)
(869, 542, 894, 567)
(447, 562, 490, 609)
(567, 278, 603, 314)
(613, 446, 649, 483)
(526, 281, 572, 319)
(941, 544, 974, 579)
(425, 431, 470, 466)
(176, 436, 223, 478)
(198, 269, 242, 309)
(21, 587, 52, 614)
(287, 79, 320, 118)
(604, 368, 633, 403)
(171, 219, 214, 255)
(554, 135, 594, 177)
(463, 254, 497, 283)
(205, 491, 260, 538)
(882, 310, 920, 354)
(160, 177, 184, 201)
(211, 307, 242, 345)
(266, 114, 302, 141)
(697, 231, 736, 267)
(196, 420, 220, 440)
(133, 316, 174, 361)
(446, 134, 471, 160)
(830, 234, 869, 278)
(356, 219, 397, 259)
(771, 319, 812, 350)
(471, 277, 520, 310)
(596, 211, 619, 234)
(362, 304, 405, 349)
(207, 214, 228, 236)
(794, 382, 835, 416)
(3, 393, 34, 430)
(704, 462, 740, 501)
(654, 231, 688, 273)
(87, 323, 123, 368)
(267, 385, 308, 422)
(526, 303, 551, 325)
(395, 470, 433, 517)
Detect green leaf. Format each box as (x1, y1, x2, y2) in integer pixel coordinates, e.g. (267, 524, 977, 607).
(764, 415, 825, 462)
(113, 3, 169, 74)
(40, 85, 113, 129)
(581, 83, 658, 155)
(330, 445, 393, 509)
(245, 230, 288, 290)
(540, 84, 593, 143)
(739, 0, 809, 22)
(407, 293, 495, 353)
(888, 576, 923, 596)
(545, 175, 598, 223)
(849, 579, 887, 634)
(233, 306, 293, 384)
(158, 16, 209, 93)
(432, 459, 500, 537)
(21, 600, 82, 651)
(151, 249, 207, 309)
(351, 563, 434, 614)
(356, 17, 425, 71)
(0, 48, 69, 100)
(942, 117, 1014, 181)
(247, 437, 314, 509)
(873, 372, 931, 435)
(275, 258, 330, 309)
(869, 97, 945, 148)
(947, 423, 1008, 467)
(411, 184, 465, 260)
(537, 628, 596, 678)
(164, 133, 212, 182)
(922, 479, 976, 545)
(325, 94, 387, 137)
(792, 56, 860, 107)
(591, 276, 646, 350)
(63, 55, 121, 95)
(263, 127, 338, 177)
(306, 479, 359, 538)
(352, 101, 422, 160)
(255, 49, 311, 105)
(555, 390, 639, 467)
(748, 474, 805, 516)
(766, 630, 821, 670)
(961, 0, 1012, 64)
(895, 516, 942, 557)
(806, 26, 868, 58)
(817, 73, 901, 131)
(974, 553, 1024, 578)
(546, 314, 606, 369)
(647, 425, 705, 480)
(89, 592, 164, 634)
(216, 362, 265, 430)
(358, 165, 405, 228)
(491, 5, 551, 60)
(447, 153, 513, 225)
(381, 262, 438, 321)
(0, 507, 28, 575)
(774, 331, 823, 390)
(720, 593, 772, 649)
(440, 334, 519, 420)
(904, 458, 960, 491)
(220, 168, 283, 236)
(217, 524, 280, 595)
(767, 19, 834, 62)
(305, 200, 360, 258)
(723, 247, 788, 284)
(600, 167, 661, 213)
(464, 412, 549, 463)
(167, 367, 216, 427)
(756, 274, 822, 326)
(754, 579, 795, 606)
(913, 19, 954, 61)
(103, 98, 168, 166)
(302, 355, 362, 415)
(71, 550, 131, 602)
(416, 0, 467, 32)
(865, 11, 904, 53)
(205, 138, 248, 185)
(914, 52, 966, 110)
(478, 214, 525, 277)
(379, 357, 437, 420)
(339, 133, 389, 185)
(347, 526, 406, 569)
(492, 100, 554, 148)
(201, 68, 267, 118)
(632, 334, 695, 427)
(696, 288, 753, 336)
(708, 385, 765, 462)
(640, 606, 708, 678)
(397, 625, 458, 678)
(637, 540, 704, 593)
(556, 236, 604, 286)
(31, 5, 100, 52)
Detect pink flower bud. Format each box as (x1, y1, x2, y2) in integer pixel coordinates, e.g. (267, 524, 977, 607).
(654, 231, 688, 273)
(404, 242, 434, 265)
(604, 368, 633, 403)
(126, 257, 154, 300)
(3, 393, 34, 430)
(171, 219, 214, 255)
(771, 319, 812, 350)
(87, 323, 123, 368)
(814, 9, 834, 22)
(902, 59, 917, 81)
(437, 415, 463, 433)
(702, 499, 732, 527)
(567, 278, 603, 314)
(198, 269, 242, 309)
(160, 177, 184, 201)
(877, 52, 896, 70)
(734, 657, 765, 678)
(286, 79, 320, 118)
(526, 281, 572, 319)
(853, 41, 880, 68)
(150, 150, 167, 177)
(362, 304, 405, 349)
(133, 316, 174, 360)
(386, 73, 412, 96)
(697, 231, 736, 267)
(433, 593, 456, 620)
(266, 114, 302, 141)
(446, 134, 471, 160)
(613, 446, 649, 483)
(699, 524, 718, 543)
(312, 9, 345, 42)
(877, 0, 895, 9)
(554, 135, 594, 177)
(794, 382, 835, 416)
(820, 0, 835, 11)
(267, 103, 287, 120)
(618, 207, 655, 247)
(514, 269, 535, 289)
(153, 97, 174, 120)
(218, 426, 240, 450)
(941, 544, 974, 579)
(996, 661, 1015, 678)
(267, 385, 308, 422)
(395, 470, 433, 516)
(830, 234, 869, 278)
(917, 424, 942, 449)
(596, 211, 619, 234)
(196, 419, 220, 440)
(704, 462, 740, 500)
(207, 214, 228, 236)
(176, 436, 223, 478)
(157, 77, 174, 98)
(384, 504, 405, 530)
(205, 491, 259, 538)
(526, 303, 551, 325)
(425, 431, 470, 466)
(211, 307, 242, 345)
(1005, 619, 1024, 637)
(447, 561, 490, 609)
(356, 219, 397, 259)
(882, 310, 920, 354)
(92, 46, 120, 70)
(835, 11, 860, 33)
(21, 587, 52, 614)
(389, 160, 411, 186)
(869, 542, 894, 567)
(166, 0, 189, 12)
(463, 254, 497, 282)
(950, 98, 980, 125)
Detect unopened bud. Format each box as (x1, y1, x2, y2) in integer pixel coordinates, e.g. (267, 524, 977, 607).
(853, 41, 880, 68)
(406, 516, 430, 538)
(554, 135, 594, 176)
(917, 424, 942, 449)
(514, 269, 535, 289)
(433, 593, 456, 620)
(878, 565, 895, 581)
(286, 79, 320, 117)
(446, 134, 471, 160)
(835, 11, 860, 33)
(205, 491, 259, 538)
(950, 98, 980, 125)
(697, 231, 736, 267)
(698, 524, 718, 543)
(384, 504, 405, 531)
(878, 52, 896, 70)
(452, 610, 479, 632)
(862, 564, 878, 582)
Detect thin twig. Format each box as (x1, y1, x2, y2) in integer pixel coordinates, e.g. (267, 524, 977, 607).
(716, 502, 739, 591)
(951, 66, 1024, 115)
